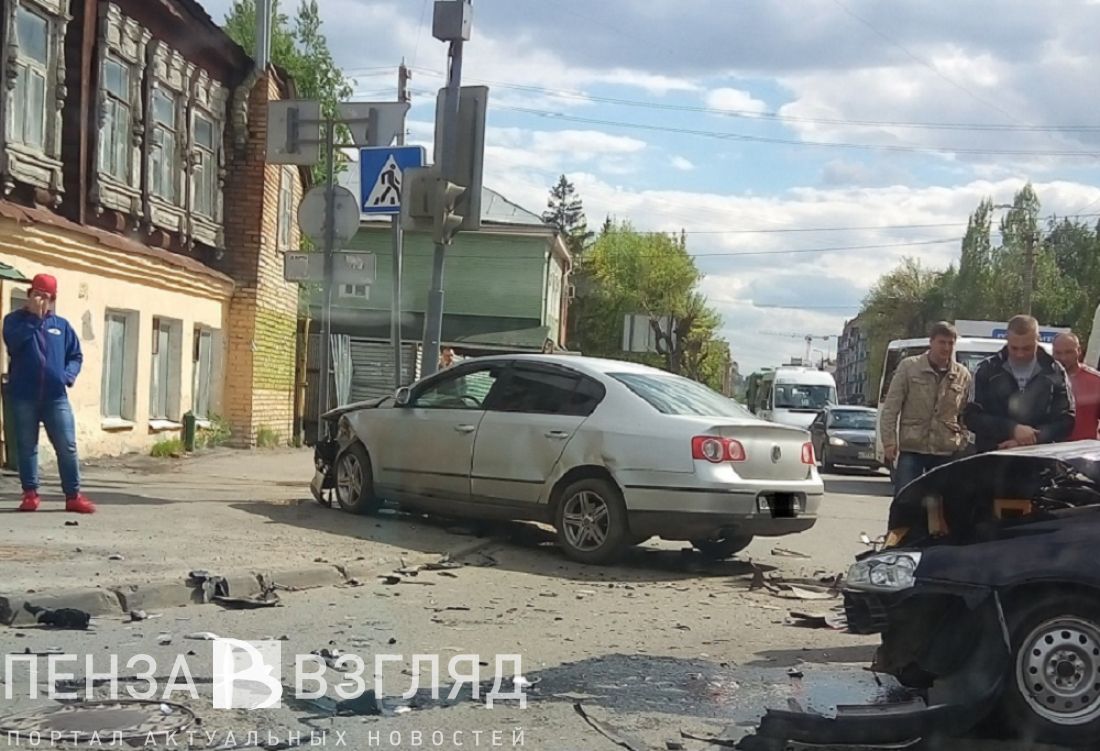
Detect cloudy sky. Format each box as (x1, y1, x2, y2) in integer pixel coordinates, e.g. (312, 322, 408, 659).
(201, 0, 1100, 372)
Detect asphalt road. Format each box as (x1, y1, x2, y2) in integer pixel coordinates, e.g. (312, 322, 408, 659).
(0, 470, 1057, 750)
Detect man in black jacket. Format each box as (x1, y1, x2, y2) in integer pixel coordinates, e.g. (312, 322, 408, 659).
(964, 315, 1075, 453)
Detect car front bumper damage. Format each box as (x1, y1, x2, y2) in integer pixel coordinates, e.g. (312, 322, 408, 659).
(737, 586, 1011, 750)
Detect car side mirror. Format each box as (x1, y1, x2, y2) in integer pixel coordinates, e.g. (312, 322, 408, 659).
(395, 387, 412, 407)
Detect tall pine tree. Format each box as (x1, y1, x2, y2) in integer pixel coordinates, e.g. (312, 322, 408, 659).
(542, 175, 593, 257)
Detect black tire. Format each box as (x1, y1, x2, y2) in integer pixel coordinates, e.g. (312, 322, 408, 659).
(691, 536, 754, 560)
(554, 478, 629, 565)
(993, 593, 1100, 746)
(821, 445, 836, 473)
(334, 442, 381, 515)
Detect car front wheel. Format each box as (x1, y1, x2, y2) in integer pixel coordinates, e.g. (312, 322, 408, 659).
(997, 594, 1100, 746)
(335, 442, 381, 515)
(555, 478, 629, 565)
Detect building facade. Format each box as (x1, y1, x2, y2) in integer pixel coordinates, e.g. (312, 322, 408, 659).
(0, 0, 303, 457)
(836, 316, 871, 405)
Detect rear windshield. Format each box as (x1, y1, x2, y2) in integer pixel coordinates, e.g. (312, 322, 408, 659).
(612, 372, 755, 418)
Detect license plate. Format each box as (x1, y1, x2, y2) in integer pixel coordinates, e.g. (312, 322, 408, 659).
(859, 451, 874, 460)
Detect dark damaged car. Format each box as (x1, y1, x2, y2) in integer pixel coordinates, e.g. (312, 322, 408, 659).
(741, 441, 1100, 750)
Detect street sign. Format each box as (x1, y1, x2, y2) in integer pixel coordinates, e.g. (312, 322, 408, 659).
(297, 186, 360, 246)
(359, 146, 427, 215)
(284, 252, 377, 285)
(337, 102, 411, 148)
(266, 100, 321, 165)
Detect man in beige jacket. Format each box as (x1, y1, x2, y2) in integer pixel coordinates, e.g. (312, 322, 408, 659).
(879, 321, 972, 492)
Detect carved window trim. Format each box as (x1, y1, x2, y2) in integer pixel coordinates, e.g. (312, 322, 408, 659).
(185, 67, 227, 249)
(91, 2, 149, 219)
(143, 39, 194, 237)
(0, 0, 69, 199)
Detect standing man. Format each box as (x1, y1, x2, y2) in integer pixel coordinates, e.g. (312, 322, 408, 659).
(2, 274, 95, 513)
(1052, 332, 1100, 441)
(879, 321, 972, 491)
(964, 315, 1075, 452)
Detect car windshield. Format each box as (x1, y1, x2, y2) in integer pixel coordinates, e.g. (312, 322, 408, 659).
(613, 372, 755, 418)
(829, 410, 877, 430)
(957, 349, 995, 373)
(774, 384, 836, 410)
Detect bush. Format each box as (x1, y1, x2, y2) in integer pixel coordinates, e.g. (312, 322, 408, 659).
(150, 438, 184, 458)
(196, 414, 232, 450)
(256, 425, 282, 448)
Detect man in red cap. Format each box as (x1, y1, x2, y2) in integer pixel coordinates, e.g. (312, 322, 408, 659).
(2, 274, 94, 513)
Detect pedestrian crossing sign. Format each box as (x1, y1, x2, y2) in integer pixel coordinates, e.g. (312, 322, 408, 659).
(359, 146, 427, 215)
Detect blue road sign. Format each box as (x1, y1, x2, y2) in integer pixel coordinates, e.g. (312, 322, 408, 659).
(359, 146, 427, 215)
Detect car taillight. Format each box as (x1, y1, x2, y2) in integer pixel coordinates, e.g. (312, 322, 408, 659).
(802, 442, 815, 465)
(692, 436, 746, 463)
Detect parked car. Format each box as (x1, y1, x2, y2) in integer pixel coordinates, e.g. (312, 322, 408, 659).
(807, 405, 881, 472)
(311, 355, 824, 565)
(837, 442, 1100, 747)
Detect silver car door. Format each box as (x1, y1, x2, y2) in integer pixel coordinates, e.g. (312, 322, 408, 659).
(471, 365, 605, 506)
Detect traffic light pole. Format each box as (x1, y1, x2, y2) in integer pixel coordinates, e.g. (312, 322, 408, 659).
(316, 117, 336, 443)
(419, 35, 464, 379)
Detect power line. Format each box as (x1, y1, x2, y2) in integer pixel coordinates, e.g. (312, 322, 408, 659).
(407, 67, 1100, 133)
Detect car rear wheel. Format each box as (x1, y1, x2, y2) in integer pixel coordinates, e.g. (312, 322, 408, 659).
(997, 595, 1100, 746)
(335, 442, 381, 515)
(691, 536, 754, 560)
(555, 478, 629, 565)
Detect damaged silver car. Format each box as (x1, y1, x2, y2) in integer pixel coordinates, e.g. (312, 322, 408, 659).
(311, 355, 823, 565)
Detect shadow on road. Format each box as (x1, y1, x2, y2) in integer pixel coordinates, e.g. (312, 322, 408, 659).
(824, 473, 893, 498)
(232, 499, 777, 584)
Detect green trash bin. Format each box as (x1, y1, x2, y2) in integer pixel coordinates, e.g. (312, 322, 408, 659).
(182, 411, 197, 453)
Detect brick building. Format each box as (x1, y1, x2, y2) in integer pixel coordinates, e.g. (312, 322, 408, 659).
(0, 0, 304, 457)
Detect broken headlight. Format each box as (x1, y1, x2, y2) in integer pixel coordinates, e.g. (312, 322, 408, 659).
(846, 551, 922, 592)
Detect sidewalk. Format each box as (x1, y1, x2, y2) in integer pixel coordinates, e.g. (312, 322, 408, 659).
(0, 448, 487, 624)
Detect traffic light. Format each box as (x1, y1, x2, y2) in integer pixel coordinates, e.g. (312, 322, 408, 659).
(432, 177, 467, 245)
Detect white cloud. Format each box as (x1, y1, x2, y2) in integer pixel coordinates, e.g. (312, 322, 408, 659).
(705, 87, 768, 115)
(670, 156, 696, 171)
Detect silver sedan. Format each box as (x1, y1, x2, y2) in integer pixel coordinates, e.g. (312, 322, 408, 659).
(313, 355, 824, 565)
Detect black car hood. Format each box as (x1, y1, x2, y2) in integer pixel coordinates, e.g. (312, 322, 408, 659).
(886, 440, 1100, 545)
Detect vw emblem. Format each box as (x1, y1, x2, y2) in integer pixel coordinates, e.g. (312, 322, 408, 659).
(771, 445, 782, 463)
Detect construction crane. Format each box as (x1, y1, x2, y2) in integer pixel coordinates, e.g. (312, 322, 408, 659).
(760, 331, 834, 365)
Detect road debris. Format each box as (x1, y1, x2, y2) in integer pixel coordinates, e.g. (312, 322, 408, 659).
(108, 554, 125, 561)
(64, 521, 78, 527)
(787, 667, 804, 679)
(787, 608, 848, 630)
(184, 632, 219, 641)
(188, 570, 230, 603)
(679, 727, 745, 748)
(129, 610, 148, 622)
(334, 689, 382, 716)
(770, 547, 811, 559)
(574, 703, 651, 751)
(213, 592, 281, 609)
(157, 634, 173, 645)
(23, 603, 90, 630)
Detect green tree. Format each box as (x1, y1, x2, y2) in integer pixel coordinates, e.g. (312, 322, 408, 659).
(223, 0, 352, 182)
(542, 175, 593, 257)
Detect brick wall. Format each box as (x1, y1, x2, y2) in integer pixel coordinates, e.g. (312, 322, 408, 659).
(218, 72, 302, 447)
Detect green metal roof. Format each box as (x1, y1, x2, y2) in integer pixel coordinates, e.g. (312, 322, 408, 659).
(0, 262, 27, 282)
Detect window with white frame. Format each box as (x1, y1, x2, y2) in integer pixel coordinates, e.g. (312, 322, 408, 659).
(192, 327, 214, 419)
(150, 89, 178, 202)
(98, 55, 131, 181)
(277, 167, 295, 250)
(102, 310, 138, 422)
(149, 316, 182, 422)
(191, 110, 216, 217)
(10, 4, 50, 149)
(339, 284, 369, 299)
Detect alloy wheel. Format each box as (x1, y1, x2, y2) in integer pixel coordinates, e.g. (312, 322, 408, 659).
(561, 490, 610, 552)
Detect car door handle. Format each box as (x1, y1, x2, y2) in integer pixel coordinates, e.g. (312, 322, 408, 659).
(454, 424, 476, 434)
(545, 430, 569, 439)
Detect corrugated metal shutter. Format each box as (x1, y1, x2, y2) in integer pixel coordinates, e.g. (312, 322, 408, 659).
(349, 339, 421, 402)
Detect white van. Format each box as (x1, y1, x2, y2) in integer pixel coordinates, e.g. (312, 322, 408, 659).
(758, 366, 838, 429)
(874, 336, 1054, 468)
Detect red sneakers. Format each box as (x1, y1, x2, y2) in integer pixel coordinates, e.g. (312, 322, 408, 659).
(19, 490, 40, 512)
(65, 494, 96, 514)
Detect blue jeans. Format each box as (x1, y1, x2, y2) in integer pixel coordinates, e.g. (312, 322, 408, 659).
(11, 398, 81, 497)
(893, 452, 951, 495)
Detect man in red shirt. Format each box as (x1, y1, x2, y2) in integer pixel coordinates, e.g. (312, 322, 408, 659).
(1053, 333, 1100, 441)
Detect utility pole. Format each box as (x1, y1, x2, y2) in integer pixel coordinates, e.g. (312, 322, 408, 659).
(1022, 230, 1036, 316)
(419, 1, 469, 379)
(316, 118, 337, 443)
(391, 62, 410, 389)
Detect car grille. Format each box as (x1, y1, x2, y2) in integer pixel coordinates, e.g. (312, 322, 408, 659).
(843, 592, 891, 634)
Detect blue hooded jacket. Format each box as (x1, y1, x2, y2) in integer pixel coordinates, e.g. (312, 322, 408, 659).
(3, 309, 83, 401)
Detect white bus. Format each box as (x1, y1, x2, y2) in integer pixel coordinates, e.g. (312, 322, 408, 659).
(757, 366, 838, 429)
(874, 336, 1054, 469)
